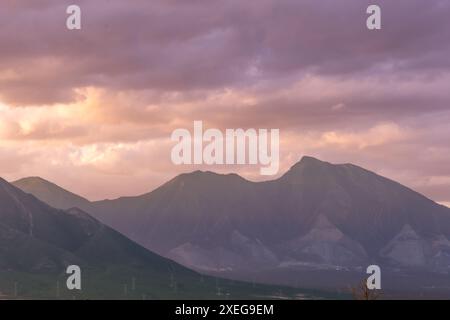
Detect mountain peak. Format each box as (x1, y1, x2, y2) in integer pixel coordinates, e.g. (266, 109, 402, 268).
(300, 155, 325, 163)
(12, 176, 60, 189)
(173, 170, 247, 185)
(12, 176, 91, 211)
(15, 176, 45, 181)
(280, 156, 333, 180)
(293, 156, 332, 169)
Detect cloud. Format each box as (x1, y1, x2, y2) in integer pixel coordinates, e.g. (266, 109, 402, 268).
(0, 0, 449, 203)
(319, 123, 408, 149)
(1, 0, 450, 106)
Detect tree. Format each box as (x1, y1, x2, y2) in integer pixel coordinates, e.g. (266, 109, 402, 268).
(349, 278, 382, 300)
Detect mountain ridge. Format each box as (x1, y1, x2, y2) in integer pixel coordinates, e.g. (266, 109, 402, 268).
(12, 176, 91, 211)
(11, 156, 450, 278)
(14, 156, 443, 208)
(2, 176, 329, 299)
(0, 176, 192, 274)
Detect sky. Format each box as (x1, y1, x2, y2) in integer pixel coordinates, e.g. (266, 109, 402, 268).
(0, 0, 449, 205)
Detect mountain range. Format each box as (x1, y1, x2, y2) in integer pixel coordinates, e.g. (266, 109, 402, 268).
(1, 176, 319, 299)
(13, 156, 450, 287)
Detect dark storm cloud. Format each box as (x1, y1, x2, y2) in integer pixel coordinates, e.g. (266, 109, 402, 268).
(0, 0, 449, 106)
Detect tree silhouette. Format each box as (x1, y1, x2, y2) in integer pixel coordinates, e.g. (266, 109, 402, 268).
(349, 278, 382, 300)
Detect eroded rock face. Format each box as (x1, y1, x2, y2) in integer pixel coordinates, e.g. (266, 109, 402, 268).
(286, 215, 368, 267)
(429, 235, 450, 272)
(380, 225, 450, 272)
(381, 225, 429, 267)
(168, 230, 279, 272)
